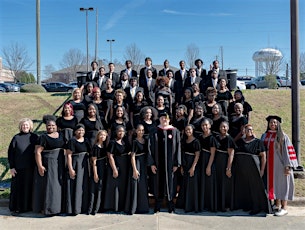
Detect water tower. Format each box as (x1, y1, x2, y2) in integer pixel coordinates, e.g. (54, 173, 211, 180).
(252, 48, 283, 77)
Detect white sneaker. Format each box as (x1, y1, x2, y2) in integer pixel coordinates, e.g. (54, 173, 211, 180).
(274, 209, 288, 216)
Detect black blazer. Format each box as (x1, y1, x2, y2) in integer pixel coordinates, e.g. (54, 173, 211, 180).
(184, 76, 202, 89)
(139, 78, 156, 106)
(196, 68, 207, 78)
(124, 86, 144, 105)
(105, 72, 120, 85)
(158, 68, 168, 77)
(86, 71, 99, 83)
(139, 67, 157, 82)
(93, 76, 108, 90)
(120, 69, 138, 78)
(207, 69, 227, 81)
(200, 77, 220, 95)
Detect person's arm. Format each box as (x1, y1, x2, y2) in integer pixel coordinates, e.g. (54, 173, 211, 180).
(8, 137, 17, 177)
(66, 149, 76, 179)
(188, 151, 200, 177)
(35, 145, 46, 176)
(107, 152, 118, 178)
(187, 109, 194, 125)
(206, 147, 216, 176)
(226, 148, 234, 178)
(91, 157, 99, 183)
(259, 151, 266, 177)
(131, 153, 139, 179)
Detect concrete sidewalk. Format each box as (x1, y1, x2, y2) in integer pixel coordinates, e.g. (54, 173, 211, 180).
(0, 204, 304, 230)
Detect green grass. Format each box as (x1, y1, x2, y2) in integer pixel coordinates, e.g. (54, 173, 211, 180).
(0, 90, 304, 196)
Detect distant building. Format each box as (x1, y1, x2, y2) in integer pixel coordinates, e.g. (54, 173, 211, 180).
(0, 57, 15, 82)
(51, 64, 179, 83)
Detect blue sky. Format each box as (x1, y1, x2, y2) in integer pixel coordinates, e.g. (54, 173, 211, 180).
(1, 0, 304, 78)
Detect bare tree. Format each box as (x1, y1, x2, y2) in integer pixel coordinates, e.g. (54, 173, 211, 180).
(43, 64, 56, 80)
(1, 42, 34, 82)
(257, 50, 284, 76)
(123, 43, 145, 71)
(300, 52, 305, 79)
(185, 43, 200, 68)
(59, 48, 85, 82)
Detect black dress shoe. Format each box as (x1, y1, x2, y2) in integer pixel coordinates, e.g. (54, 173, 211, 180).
(154, 207, 160, 213)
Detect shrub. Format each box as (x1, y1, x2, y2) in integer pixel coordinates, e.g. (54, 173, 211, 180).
(20, 83, 47, 93)
(265, 75, 278, 89)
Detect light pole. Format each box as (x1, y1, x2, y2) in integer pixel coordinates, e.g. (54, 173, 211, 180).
(107, 39, 115, 62)
(80, 7, 94, 72)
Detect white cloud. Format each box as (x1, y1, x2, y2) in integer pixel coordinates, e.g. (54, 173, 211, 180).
(162, 9, 232, 17)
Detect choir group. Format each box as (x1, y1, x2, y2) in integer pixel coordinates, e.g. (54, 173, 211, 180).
(8, 58, 298, 217)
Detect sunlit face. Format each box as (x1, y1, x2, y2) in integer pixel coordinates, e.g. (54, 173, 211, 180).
(159, 79, 165, 87)
(184, 126, 193, 137)
(201, 120, 211, 133)
(106, 79, 112, 87)
(126, 61, 132, 68)
(109, 64, 115, 72)
(219, 122, 229, 135)
(219, 79, 226, 87)
(46, 120, 57, 134)
(145, 109, 152, 119)
(157, 96, 164, 105)
(87, 84, 93, 93)
(121, 73, 128, 81)
(207, 93, 216, 102)
(136, 92, 143, 101)
(99, 68, 105, 75)
(21, 121, 30, 133)
(64, 104, 72, 116)
(92, 62, 98, 70)
(176, 108, 184, 117)
(116, 127, 125, 138)
(75, 127, 85, 138)
(167, 72, 173, 79)
(116, 93, 123, 102)
(268, 119, 278, 131)
(234, 104, 243, 115)
(116, 107, 124, 117)
(88, 105, 96, 117)
(192, 83, 199, 92)
(195, 106, 203, 116)
(244, 126, 254, 137)
(98, 131, 107, 142)
(73, 89, 81, 100)
(190, 69, 196, 77)
(146, 70, 153, 78)
(93, 89, 101, 99)
(145, 59, 152, 67)
(159, 116, 169, 126)
(212, 104, 220, 115)
(213, 61, 219, 69)
(130, 79, 137, 87)
(180, 61, 185, 69)
(184, 89, 191, 99)
(234, 92, 242, 100)
(136, 125, 145, 137)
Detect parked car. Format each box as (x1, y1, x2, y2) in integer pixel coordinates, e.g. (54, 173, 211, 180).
(10, 83, 20, 92)
(43, 82, 75, 92)
(246, 76, 282, 89)
(0, 83, 15, 92)
(68, 82, 78, 88)
(236, 80, 246, 90)
(301, 80, 305, 86)
(237, 76, 256, 85)
(0, 86, 6, 92)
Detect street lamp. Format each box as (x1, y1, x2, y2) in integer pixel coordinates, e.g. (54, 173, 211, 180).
(80, 7, 94, 72)
(107, 39, 115, 62)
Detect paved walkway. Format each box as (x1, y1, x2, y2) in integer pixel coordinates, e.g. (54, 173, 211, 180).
(0, 204, 304, 230)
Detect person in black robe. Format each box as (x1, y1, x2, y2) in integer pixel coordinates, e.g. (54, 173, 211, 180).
(214, 121, 235, 212)
(125, 124, 150, 214)
(233, 124, 272, 215)
(80, 103, 104, 148)
(87, 130, 108, 215)
(32, 115, 66, 215)
(176, 125, 200, 213)
(148, 112, 181, 213)
(104, 125, 131, 212)
(198, 118, 218, 212)
(69, 88, 86, 123)
(190, 102, 206, 138)
(229, 102, 248, 142)
(211, 103, 228, 135)
(66, 124, 91, 215)
(8, 118, 38, 214)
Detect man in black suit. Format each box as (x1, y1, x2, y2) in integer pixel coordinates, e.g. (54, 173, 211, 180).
(86, 60, 99, 83)
(94, 66, 108, 90)
(174, 60, 189, 104)
(139, 57, 157, 83)
(105, 62, 120, 86)
(115, 72, 130, 90)
(158, 59, 170, 77)
(124, 77, 143, 105)
(139, 69, 156, 106)
(120, 60, 138, 78)
(184, 67, 202, 89)
(195, 59, 207, 79)
(208, 60, 227, 81)
(200, 69, 220, 95)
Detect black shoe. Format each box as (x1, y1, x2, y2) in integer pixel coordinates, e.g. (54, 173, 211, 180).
(154, 207, 160, 213)
(249, 210, 260, 215)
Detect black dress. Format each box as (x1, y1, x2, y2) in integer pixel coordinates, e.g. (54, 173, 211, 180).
(190, 116, 205, 138)
(66, 138, 91, 215)
(101, 89, 115, 101)
(56, 116, 78, 143)
(177, 139, 201, 212)
(32, 132, 66, 215)
(88, 144, 108, 214)
(129, 102, 148, 129)
(198, 134, 218, 212)
(80, 117, 104, 147)
(8, 132, 38, 213)
(216, 90, 232, 116)
(69, 100, 86, 123)
(233, 138, 271, 214)
(229, 116, 248, 139)
(214, 134, 235, 212)
(126, 139, 149, 214)
(104, 140, 131, 212)
(211, 115, 228, 135)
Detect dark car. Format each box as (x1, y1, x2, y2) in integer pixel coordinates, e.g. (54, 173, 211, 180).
(0, 86, 6, 92)
(43, 82, 75, 92)
(0, 83, 15, 92)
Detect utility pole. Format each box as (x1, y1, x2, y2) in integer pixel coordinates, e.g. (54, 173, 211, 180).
(95, 8, 98, 61)
(36, 0, 41, 85)
(107, 39, 115, 62)
(220, 46, 224, 70)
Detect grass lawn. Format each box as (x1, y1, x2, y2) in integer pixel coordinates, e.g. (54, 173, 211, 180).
(0, 90, 304, 197)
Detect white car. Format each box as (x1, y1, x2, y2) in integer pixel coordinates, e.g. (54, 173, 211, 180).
(236, 80, 246, 90)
